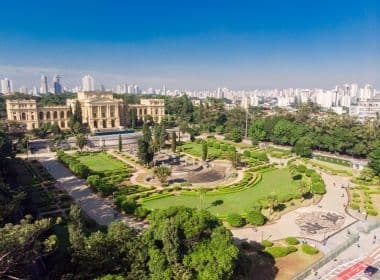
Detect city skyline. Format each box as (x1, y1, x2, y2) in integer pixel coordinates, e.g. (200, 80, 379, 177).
(0, 0, 379, 89)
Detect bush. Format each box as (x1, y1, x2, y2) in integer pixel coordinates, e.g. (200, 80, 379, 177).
(227, 213, 246, 227)
(305, 169, 315, 177)
(301, 244, 319, 255)
(134, 206, 150, 219)
(292, 174, 302, 180)
(350, 203, 360, 210)
(266, 246, 297, 258)
(261, 240, 273, 248)
(297, 165, 307, 173)
(367, 209, 378, 216)
(120, 198, 137, 214)
(243, 150, 251, 158)
(311, 181, 326, 194)
(87, 175, 101, 187)
(285, 237, 300, 245)
(246, 210, 266, 226)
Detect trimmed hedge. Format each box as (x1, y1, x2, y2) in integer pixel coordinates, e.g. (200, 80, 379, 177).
(285, 237, 300, 245)
(246, 210, 266, 226)
(261, 240, 273, 248)
(266, 246, 297, 258)
(227, 213, 246, 227)
(301, 244, 319, 255)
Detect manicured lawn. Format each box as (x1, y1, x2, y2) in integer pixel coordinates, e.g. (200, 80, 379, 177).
(305, 159, 354, 176)
(143, 168, 299, 216)
(180, 142, 225, 159)
(74, 152, 126, 172)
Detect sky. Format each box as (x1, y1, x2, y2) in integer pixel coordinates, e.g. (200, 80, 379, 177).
(0, 0, 379, 90)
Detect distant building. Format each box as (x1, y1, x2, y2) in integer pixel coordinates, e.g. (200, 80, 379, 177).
(1, 78, 13, 95)
(6, 92, 165, 132)
(40, 75, 48, 94)
(53, 75, 63, 94)
(82, 75, 95, 92)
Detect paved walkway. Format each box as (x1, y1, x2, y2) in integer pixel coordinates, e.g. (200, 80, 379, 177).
(33, 153, 146, 229)
(232, 170, 357, 247)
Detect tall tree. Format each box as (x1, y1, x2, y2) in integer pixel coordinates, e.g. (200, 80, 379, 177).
(369, 141, 380, 176)
(171, 131, 177, 153)
(159, 124, 166, 149)
(118, 134, 122, 152)
(202, 141, 208, 161)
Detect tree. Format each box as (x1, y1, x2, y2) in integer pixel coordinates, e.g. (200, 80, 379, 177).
(225, 127, 242, 143)
(202, 141, 208, 161)
(198, 187, 207, 210)
(118, 134, 122, 152)
(76, 133, 88, 151)
(74, 100, 83, 124)
(358, 167, 375, 182)
(0, 216, 56, 279)
(368, 141, 380, 176)
(68, 205, 148, 279)
(137, 138, 154, 165)
(51, 122, 61, 135)
(144, 207, 239, 280)
(178, 121, 188, 143)
(159, 124, 166, 149)
(154, 165, 172, 186)
(171, 131, 177, 153)
(228, 151, 241, 168)
(246, 210, 266, 226)
(266, 193, 278, 220)
(293, 136, 313, 158)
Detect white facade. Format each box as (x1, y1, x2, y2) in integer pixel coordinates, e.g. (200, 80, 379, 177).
(1, 78, 13, 95)
(40, 75, 48, 94)
(82, 75, 95, 92)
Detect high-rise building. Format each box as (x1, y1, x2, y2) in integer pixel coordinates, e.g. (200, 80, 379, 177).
(53, 75, 63, 94)
(82, 75, 95, 92)
(1, 78, 13, 95)
(19, 86, 28, 94)
(40, 75, 48, 94)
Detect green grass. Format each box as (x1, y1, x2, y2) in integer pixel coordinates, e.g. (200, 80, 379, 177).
(305, 159, 353, 176)
(180, 142, 224, 159)
(143, 168, 299, 216)
(74, 152, 126, 172)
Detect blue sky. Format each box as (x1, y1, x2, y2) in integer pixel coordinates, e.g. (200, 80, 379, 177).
(0, 0, 379, 90)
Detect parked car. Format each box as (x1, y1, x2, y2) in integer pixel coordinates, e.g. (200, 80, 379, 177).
(364, 265, 378, 277)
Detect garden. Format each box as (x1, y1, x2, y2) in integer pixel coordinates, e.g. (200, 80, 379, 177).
(349, 185, 380, 217)
(143, 166, 306, 220)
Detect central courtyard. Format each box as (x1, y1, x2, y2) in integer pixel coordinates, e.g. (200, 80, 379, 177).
(142, 168, 299, 216)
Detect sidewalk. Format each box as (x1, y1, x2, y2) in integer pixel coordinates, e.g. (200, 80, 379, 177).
(35, 153, 146, 229)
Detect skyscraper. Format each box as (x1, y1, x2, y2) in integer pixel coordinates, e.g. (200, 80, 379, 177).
(1, 78, 13, 95)
(40, 75, 48, 94)
(82, 75, 95, 92)
(53, 75, 63, 94)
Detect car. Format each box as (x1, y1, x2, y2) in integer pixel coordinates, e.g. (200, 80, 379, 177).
(364, 265, 379, 277)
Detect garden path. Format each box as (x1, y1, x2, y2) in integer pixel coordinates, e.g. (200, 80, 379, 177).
(31, 152, 147, 230)
(231, 170, 357, 247)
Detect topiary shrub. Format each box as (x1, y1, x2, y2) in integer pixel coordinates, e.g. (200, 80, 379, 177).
(227, 213, 246, 227)
(134, 206, 151, 219)
(246, 210, 266, 226)
(266, 246, 297, 258)
(261, 240, 273, 248)
(301, 244, 319, 255)
(243, 150, 251, 158)
(296, 165, 307, 173)
(285, 237, 300, 245)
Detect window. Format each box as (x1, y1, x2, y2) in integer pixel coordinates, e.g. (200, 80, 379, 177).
(53, 111, 58, 119)
(60, 121, 65, 128)
(39, 112, 44, 120)
(102, 120, 107, 128)
(60, 111, 65, 118)
(46, 112, 51, 119)
(21, 112, 26, 120)
(94, 120, 98, 128)
(111, 120, 115, 127)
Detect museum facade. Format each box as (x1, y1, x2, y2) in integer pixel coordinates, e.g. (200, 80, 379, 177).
(6, 91, 165, 131)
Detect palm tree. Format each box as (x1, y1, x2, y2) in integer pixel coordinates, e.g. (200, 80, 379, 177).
(266, 193, 278, 220)
(76, 133, 88, 151)
(154, 165, 172, 186)
(198, 187, 207, 210)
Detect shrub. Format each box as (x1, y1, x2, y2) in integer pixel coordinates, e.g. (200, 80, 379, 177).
(285, 237, 300, 245)
(305, 169, 315, 177)
(297, 165, 307, 173)
(266, 246, 297, 258)
(243, 150, 251, 158)
(350, 203, 360, 210)
(246, 210, 266, 226)
(311, 182, 326, 194)
(367, 209, 378, 216)
(292, 174, 302, 180)
(261, 240, 273, 248)
(120, 198, 137, 214)
(207, 141, 214, 147)
(301, 244, 319, 255)
(227, 213, 246, 227)
(87, 175, 101, 187)
(221, 144, 228, 151)
(134, 206, 150, 219)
